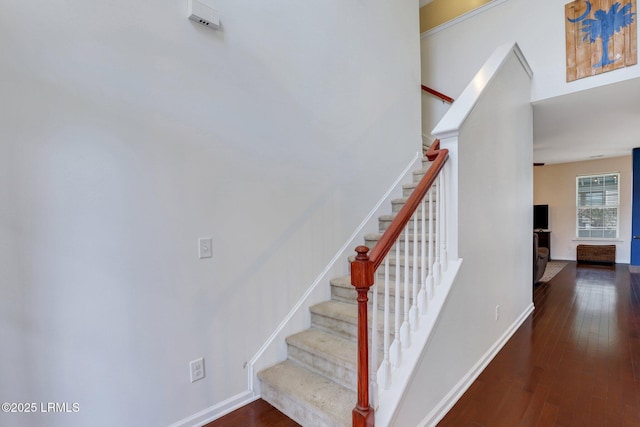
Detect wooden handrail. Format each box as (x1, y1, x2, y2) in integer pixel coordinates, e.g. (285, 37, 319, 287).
(421, 85, 454, 104)
(350, 140, 449, 427)
(369, 141, 448, 270)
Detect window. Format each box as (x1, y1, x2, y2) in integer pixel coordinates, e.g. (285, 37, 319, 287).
(576, 173, 619, 239)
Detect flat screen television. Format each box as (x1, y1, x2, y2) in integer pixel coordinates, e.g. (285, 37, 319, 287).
(534, 204, 549, 230)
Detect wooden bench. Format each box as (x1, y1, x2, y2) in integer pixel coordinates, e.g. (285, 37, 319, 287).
(576, 244, 616, 265)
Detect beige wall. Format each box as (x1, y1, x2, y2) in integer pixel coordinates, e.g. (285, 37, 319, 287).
(533, 156, 632, 263)
(419, 0, 492, 33)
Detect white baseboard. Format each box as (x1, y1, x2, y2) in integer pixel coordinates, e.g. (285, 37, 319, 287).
(418, 302, 535, 427)
(167, 390, 257, 427)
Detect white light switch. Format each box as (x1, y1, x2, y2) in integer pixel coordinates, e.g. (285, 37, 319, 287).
(199, 238, 212, 258)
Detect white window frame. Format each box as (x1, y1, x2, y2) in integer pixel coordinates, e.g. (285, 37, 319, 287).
(576, 173, 620, 239)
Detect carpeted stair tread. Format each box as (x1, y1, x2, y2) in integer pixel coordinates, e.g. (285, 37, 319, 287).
(402, 182, 438, 196)
(311, 300, 394, 342)
(378, 213, 435, 222)
(392, 196, 439, 213)
(330, 275, 406, 297)
(351, 240, 431, 280)
(392, 196, 411, 205)
(329, 276, 410, 311)
(286, 329, 358, 390)
(311, 300, 360, 325)
(329, 275, 353, 288)
(413, 169, 430, 182)
(365, 232, 432, 244)
(287, 328, 356, 369)
(403, 182, 427, 191)
(349, 244, 427, 264)
(378, 214, 436, 233)
(258, 360, 353, 427)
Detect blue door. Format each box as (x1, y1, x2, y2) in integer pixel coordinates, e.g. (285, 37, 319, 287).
(631, 148, 640, 265)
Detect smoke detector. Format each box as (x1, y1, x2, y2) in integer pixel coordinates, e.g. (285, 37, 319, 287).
(188, 0, 220, 30)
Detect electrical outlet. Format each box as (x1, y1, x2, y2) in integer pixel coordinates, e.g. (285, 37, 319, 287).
(495, 305, 500, 321)
(199, 238, 212, 259)
(190, 357, 205, 383)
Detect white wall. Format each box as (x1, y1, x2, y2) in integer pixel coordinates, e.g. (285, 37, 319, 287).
(393, 46, 533, 426)
(0, 1, 421, 426)
(534, 156, 632, 263)
(420, 0, 640, 136)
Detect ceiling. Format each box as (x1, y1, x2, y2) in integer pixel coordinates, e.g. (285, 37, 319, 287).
(419, 0, 434, 8)
(532, 77, 640, 165)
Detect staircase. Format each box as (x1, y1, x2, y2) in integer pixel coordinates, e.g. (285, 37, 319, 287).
(257, 155, 435, 427)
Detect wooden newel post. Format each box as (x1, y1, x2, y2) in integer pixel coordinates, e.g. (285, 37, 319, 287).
(351, 245, 375, 427)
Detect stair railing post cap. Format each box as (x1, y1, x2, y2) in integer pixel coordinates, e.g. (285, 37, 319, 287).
(355, 246, 370, 261)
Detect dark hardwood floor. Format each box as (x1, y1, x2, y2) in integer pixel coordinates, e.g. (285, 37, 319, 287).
(439, 262, 640, 426)
(207, 262, 640, 426)
(203, 399, 299, 427)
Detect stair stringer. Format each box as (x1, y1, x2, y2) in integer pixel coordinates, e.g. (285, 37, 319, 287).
(374, 258, 462, 427)
(247, 151, 423, 397)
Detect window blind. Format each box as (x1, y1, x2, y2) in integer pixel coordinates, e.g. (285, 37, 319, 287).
(576, 173, 619, 238)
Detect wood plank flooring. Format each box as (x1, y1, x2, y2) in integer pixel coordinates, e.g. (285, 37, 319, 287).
(207, 262, 640, 426)
(203, 399, 299, 427)
(439, 262, 640, 426)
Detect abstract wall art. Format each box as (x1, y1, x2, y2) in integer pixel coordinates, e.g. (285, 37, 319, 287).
(565, 0, 637, 81)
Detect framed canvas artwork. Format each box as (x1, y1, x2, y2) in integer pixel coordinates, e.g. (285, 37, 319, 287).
(565, 0, 637, 81)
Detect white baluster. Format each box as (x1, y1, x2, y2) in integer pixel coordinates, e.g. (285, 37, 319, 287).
(427, 185, 435, 298)
(378, 256, 391, 390)
(418, 197, 428, 314)
(401, 224, 411, 349)
(389, 241, 401, 367)
(370, 279, 378, 409)
(440, 166, 448, 272)
(410, 212, 418, 331)
(433, 176, 442, 287)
